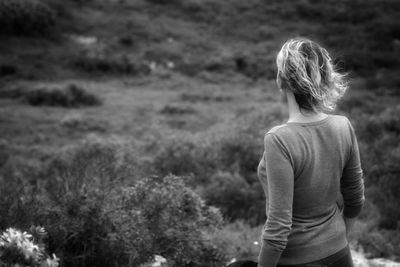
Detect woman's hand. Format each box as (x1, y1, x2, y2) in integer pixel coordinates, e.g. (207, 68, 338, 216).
(344, 216, 356, 237)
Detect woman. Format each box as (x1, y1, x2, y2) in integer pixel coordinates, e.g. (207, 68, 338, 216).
(257, 38, 365, 267)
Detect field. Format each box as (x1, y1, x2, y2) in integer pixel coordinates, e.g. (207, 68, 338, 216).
(0, 0, 400, 266)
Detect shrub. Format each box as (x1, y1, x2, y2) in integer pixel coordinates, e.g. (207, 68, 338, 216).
(119, 35, 134, 47)
(60, 113, 108, 133)
(217, 130, 261, 184)
(40, 0, 75, 19)
(0, 0, 56, 35)
(209, 220, 261, 262)
(145, 0, 182, 5)
(180, 92, 213, 102)
(180, 92, 232, 103)
(0, 226, 59, 267)
(233, 52, 276, 80)
(0, 140, 9, 168)
(23, 84, 102, 107)
(0, 134, 225, 266)
(0, 64, 18, 77)
(152, 133, 217, 184)
(1, 172, 225, 266)
(105, 175, 225, 266)
(143, 45, 184, 69)
(351, 105, 400, 143)
(347, 104, 400, 237)
(365, 71, 400, 96)
(200, 172, 264, 224)
(43, 134, 138, 187)
(159, 104, 197, 115)
(152, 109, 282, 225)
(336, 90, 378, 114)
(0, 155, 47, 230)
(203, 55, 236, 73)
(72, 53, 150, 75)
(215, 110, 282, 184)
(357, 228, 400, 260)
(0, 86, 26, 99)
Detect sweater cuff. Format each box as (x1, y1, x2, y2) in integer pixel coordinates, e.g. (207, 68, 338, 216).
(343, 204, 363, 218)
(257, 239, 283, 267)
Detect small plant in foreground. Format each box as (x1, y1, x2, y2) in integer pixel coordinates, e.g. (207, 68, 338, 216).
(0, 226, 59, 267)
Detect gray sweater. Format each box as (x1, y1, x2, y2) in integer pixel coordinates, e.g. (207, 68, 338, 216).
(257, 114, 365, 266)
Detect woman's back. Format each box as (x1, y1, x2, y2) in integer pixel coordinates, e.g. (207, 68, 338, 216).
(257, 114, 364, 265)
(256, 37, 365, 267)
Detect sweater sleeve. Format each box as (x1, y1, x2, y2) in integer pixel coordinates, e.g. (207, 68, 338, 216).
(341, 120, 365, 218)
(258, 133, 294, 267)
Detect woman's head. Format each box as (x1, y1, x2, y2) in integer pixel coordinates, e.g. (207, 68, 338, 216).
(276, 38, 348, 113)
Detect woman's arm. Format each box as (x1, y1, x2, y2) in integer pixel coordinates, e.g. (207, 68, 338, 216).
(258, 133, 294, 267)
(341, 120, 365, 220)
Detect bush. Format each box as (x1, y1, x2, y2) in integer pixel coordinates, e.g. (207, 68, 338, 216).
(0, 135, 225, 266)
(60, 113, 108, 133)
(5, 173, 225, 267)
(119, 35, 134, 47)
(203, 55, 236, 73)
(159, 104, 197, 115)
(0, 226, 59, 267)
(210, 220, 261, 262)
(72, 53, 150, 75)
(43, 134, 138, 186)
(347, 104, 400, 238)
(143, 45, 184, 69)
(357, 228, 400, 260)
(0, 0, 56, 35)
(200, 172, 264, 224)
(215, 110, 281, 184)
(23, 84, 102, 107)
(152, 109, 282, 225)
(180, 92, 232, 103)
(145, 0, 182, 5)
(105, 175, 225, 266)
(153, 133, 217, 184)
(0, 141, 9, 168)
(233, 52, 276, 80)
(0, 64, 18, 77)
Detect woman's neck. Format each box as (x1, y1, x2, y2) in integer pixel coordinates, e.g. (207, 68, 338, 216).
(285, 90, 328, 123)
(288, 111, 328, 123)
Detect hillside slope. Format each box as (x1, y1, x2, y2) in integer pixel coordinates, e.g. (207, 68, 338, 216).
(0, 0, 400, 266)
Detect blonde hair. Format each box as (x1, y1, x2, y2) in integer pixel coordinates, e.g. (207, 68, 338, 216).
(276, 38, 348, 112)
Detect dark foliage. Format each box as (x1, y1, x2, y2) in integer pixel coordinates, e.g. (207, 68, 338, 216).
(23, 84, 102, 107)
(0, 138, 225, 267)
(160, 104, 197, 115)
(72, 54, 150, 75)
(0, 64, 18, 77)
(0, 0, 56, 35)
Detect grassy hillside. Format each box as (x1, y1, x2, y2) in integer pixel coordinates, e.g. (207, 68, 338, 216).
(0, 0, 400, 266)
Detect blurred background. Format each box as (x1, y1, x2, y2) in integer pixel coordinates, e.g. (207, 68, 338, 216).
(0, 0, 399, 266)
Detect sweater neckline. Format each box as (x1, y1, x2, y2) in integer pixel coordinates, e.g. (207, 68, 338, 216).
(285, 114, 333, 126)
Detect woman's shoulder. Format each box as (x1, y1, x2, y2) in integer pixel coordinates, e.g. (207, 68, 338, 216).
(329, 114, 355, 132)
(264, 114, 353, 138)
(330, 114, 351, 124)
(263, 124, 293, 145)
(267, 124, 289, 135)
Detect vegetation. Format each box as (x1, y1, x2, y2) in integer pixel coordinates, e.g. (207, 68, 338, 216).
(0, 84, 102, 107)
(0, 0, 399, 266)
(0, 0, 56, 35)
(0, 136, 225, 266)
